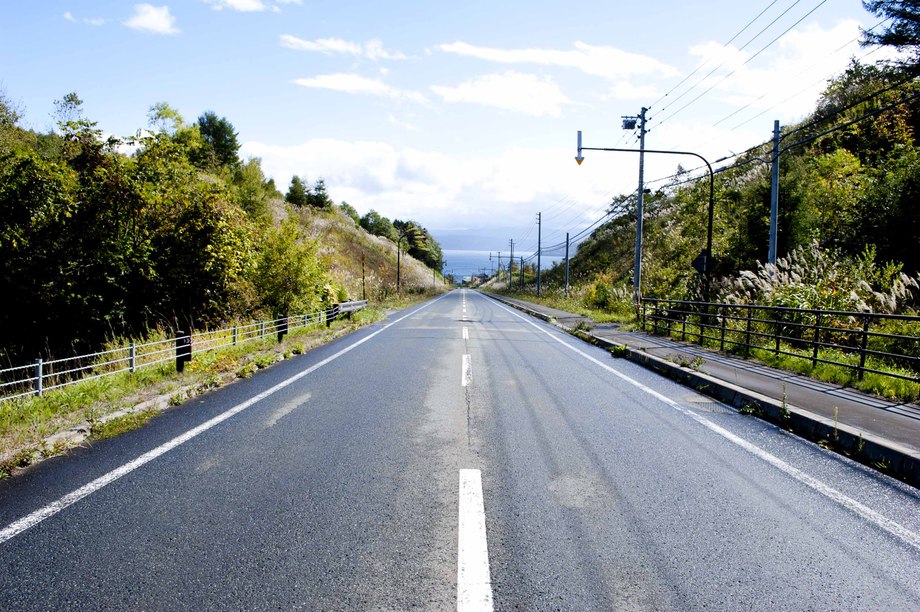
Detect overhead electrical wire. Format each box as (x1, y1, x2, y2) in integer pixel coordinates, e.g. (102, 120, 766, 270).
(714, 21, 892, 132)
(649, 0, 829, 131)
(649, 0, 784, 112)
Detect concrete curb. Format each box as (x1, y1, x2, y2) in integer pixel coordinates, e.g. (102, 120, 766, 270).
(483, 292, 920, 488)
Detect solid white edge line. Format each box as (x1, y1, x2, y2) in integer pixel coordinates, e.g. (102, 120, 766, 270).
(457, 469, 494, 612)
(462, 355, 472, 387)
(0, 292, 452, 546)
(483, 294, 920, 553)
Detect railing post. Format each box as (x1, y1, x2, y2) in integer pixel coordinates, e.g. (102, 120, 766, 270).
(745, 306, 753, 358)
(278, 316, 288, 343)
(857, 315, 870, 381)
(699, 305, 704, 345)
(681, 309, 687, 341)
(774, 312, 781, 356)
(260, 320, 266, 339)
(720, 308, 727, 351)
(232, 325, 238, 345)
(34, 358, 43, 397)
(811, 313, 821, 368)
(129, 342, 136, 374)
(641, 300, 647, 331)
(175, 331, 192, 373)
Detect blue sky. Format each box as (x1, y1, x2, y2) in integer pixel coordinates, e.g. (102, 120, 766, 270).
(0, 1, 886, 254)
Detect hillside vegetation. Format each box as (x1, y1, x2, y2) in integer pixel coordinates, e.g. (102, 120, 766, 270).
(0, 95, 443, 367)
(540, 57, 920, 316)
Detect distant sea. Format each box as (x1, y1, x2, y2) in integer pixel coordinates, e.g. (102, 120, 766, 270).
(442, 249, 562, 280)
(442, 250, 495, 279)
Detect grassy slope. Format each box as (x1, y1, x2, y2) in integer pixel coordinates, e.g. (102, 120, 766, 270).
(288, 202, 441, 299)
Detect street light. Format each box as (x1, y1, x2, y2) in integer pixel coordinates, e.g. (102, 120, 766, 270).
(576, 129, 716, 301)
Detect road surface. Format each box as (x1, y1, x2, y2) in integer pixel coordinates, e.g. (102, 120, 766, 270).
(1, 289, 918, 610)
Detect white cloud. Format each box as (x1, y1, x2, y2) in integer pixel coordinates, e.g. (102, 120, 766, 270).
(280, 35, 407, 60)
(666, 20, 881, 125)
(438, 41, 679, 80)
(64, 11, 108, 26)
(431, 72, 570, 117)
(205, 0, 269, 11)
(387, 114, 418, 131)
(124, 4, 179, 35)
(294, 73, 427, 103)
(241, 138, 620, 232)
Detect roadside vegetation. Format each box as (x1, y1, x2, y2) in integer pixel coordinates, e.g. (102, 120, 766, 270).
(490, 8, 920, 400)
(0, 92, 447, 473)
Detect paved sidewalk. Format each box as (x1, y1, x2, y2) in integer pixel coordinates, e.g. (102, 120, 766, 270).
(484, 292, 920, 485)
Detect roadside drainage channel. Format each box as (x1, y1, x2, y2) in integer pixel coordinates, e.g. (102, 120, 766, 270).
(482, 292, 920, 489)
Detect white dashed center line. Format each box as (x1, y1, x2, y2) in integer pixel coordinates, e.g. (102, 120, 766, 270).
(457, 469, 493, 611)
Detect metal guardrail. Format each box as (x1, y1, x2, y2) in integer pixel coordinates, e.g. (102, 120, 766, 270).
(641, 298, 920, 384)
(0, 301, 369, 402)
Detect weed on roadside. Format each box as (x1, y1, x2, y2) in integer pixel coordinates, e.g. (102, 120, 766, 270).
(91, 410, 160, 441)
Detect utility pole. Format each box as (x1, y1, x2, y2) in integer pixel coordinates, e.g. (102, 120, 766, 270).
(509, 239, 515, 288)
(769, 119, 781, 266)
(564, 232, 570, 298)
(536, 212, 542, 297)
(489, 252, 494, 277)
(497, 252, 502, 279)
(519, 256, 524, 291)
(633, 107, 648, 306)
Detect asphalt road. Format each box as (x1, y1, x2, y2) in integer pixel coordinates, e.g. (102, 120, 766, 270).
(1, 289, 918, 610)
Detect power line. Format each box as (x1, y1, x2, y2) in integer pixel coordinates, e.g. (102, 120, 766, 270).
(719, 32, 892, 132)
(779, 88, 920, 154)
(652, 0, 808, 120)
(649, 0, 784, 112)
(780, 71, 919, 141)
(651, 0, 829, 131)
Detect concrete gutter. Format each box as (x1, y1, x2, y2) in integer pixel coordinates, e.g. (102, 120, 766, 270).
(484, 292, 920, 488)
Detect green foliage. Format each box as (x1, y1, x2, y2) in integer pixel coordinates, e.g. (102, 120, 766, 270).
(252, 220, 328, 317)
(286, 175, 309, 207)
(147, 101, 184, 135)
(339, 201, 360, 225)
(861, 1, 920, 61)
(233, 157, 272, 221)
(285, 175, 333, 209)
(360, 209, 396, 240)
(192, 111, 240, 170)
(393, 219, 443, 270)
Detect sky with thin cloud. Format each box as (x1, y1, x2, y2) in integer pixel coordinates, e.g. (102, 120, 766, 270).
(0, 1, 889, 254)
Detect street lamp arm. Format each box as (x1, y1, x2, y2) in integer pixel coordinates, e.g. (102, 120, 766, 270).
(577, 141, 716, 270)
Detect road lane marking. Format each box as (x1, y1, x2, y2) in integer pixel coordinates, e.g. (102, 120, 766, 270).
(463, 327, 469, 340)
(485, 295, 920, 553)
(0, 293, 451, 546)
(462, 355, 472, 387)
(457, 469, 493, 612)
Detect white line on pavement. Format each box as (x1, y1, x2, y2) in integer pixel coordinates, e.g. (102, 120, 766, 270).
(457, 469, 494, 612)
(463, 327, 469, 341)
(462, 355, 472, 387)
(0, 294, 450, 546)
(485, 295, 920, 553)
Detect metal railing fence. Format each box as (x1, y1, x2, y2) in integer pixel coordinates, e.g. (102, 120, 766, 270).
(0, 300, 368, 402)
(641, 298, 920, 384)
